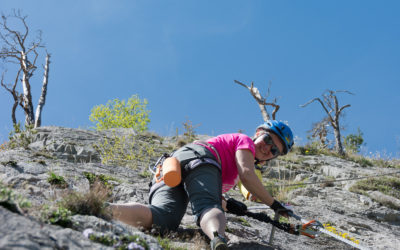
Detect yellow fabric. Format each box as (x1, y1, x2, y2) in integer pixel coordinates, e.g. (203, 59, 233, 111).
(238, 167, 263, 202)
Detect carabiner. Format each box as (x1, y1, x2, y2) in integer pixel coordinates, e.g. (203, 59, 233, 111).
(299, 220, 323, 239)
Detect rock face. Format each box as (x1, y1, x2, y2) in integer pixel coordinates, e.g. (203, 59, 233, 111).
(0, 126, 399, 249)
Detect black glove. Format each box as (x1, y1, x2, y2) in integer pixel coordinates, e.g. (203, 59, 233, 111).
(270, 200, 293, 218)
(226, 198, 247, 216)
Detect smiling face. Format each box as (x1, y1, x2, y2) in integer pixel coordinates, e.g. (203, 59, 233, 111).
(254, 130, 285, 162)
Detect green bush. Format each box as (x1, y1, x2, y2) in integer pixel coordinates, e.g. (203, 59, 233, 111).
(43, 206, 73, 227)
(94, 131, 156, 169)
(7, 122, 36, 149)
(344, 128, 365, 153)
(89, 95, 150, 132)
(47, 172, 68, 188)
(83, 171, 120, 189)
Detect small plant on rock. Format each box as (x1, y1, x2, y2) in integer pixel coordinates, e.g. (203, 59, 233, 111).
(47, 172, 68, 188)
(175, 118, 201, 147)
(60, 181, 112, 220)
(83, 171, 120, 190)
(42, 205, 73, 227)
(87, 232, 149, 250)
(0, 182, 31, 214)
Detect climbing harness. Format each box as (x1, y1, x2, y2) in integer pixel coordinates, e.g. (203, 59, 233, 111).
(148, 143, 221, 203)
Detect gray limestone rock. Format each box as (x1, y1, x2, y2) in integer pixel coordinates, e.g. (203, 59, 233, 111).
(1, 126, 399, 249)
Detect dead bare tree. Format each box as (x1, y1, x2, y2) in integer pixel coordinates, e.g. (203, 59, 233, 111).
(301, 89, 354, 155)
(0, 10, 51, 128)
(234, 80, 280, 121)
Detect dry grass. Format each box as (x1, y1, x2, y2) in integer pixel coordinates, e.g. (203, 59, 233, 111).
(60, 181, 112, 220)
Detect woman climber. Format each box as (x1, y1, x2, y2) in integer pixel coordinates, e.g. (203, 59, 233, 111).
(110, 120, 295, 250)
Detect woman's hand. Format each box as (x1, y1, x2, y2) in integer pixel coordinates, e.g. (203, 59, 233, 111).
(221, 199, 228, 211)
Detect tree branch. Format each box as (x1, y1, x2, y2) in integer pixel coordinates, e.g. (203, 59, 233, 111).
(301, 97, 334, 123)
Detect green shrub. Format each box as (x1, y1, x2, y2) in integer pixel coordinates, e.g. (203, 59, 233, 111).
(89, 94, 150, 132)
(83, 171, 120, 189)
(344, 128, 365, 153)
(47, 172, 68, 188)
(43, 206, 73, 227)
(94, 132, 156, 169)
(7, 122, 36, 149)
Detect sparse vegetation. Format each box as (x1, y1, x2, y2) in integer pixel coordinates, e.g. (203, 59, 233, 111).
(1, 160, 18, 167)
(64, 185, 111, 218)
(349, 177, 400, 200)
(47, 171, 68, 188)
(59, 182, 112, 220)
(94, 131, 157, 169)
(33, 150, 56, 159)
(175, 118, 201, 147)
(156, 236, 188, 250)
(139, 169, 152, 179)
(7, 123, 36, 149)
(83, 171, 120, 189)
(88, 233, 149, 250)
(262, 178, 305, 203)
(42, 205, 73, 227)
(0, 182, 31, 214)
(239, 217, 251, 227)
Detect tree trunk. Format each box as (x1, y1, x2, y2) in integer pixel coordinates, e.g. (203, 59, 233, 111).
(11, 101, 18, 125)
(259, 103, 270, 121)
(34, 53, 50, 128)
(21, 52, 35, 125)
(333, 121, 344, 155)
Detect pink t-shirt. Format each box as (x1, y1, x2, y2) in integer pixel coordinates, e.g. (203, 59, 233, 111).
(206, 133, 255, 193)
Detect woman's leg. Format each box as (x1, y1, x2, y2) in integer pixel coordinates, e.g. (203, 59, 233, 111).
(199, 207, 226, 239)
(184, 166, 225, 240)
(111, 203, 153, 229)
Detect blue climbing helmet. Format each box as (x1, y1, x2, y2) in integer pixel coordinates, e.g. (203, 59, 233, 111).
(256, 120, 294, 155)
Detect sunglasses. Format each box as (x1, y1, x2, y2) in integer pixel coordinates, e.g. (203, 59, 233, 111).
(262, 133, 282, 158)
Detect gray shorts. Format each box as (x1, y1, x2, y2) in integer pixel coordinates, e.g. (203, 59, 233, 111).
(148, 144, 223, 231)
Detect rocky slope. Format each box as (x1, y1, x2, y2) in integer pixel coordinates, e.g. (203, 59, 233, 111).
(0, 126, 399, 249)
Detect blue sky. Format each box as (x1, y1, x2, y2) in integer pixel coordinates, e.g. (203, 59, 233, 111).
(1, 1, 399, 158)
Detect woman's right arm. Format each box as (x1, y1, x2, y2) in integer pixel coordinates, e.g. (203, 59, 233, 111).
(235, 149, 275, 207)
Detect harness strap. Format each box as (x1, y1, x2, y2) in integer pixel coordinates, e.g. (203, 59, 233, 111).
(148, 143, 221, 203)
(192, 140, 221, 165)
